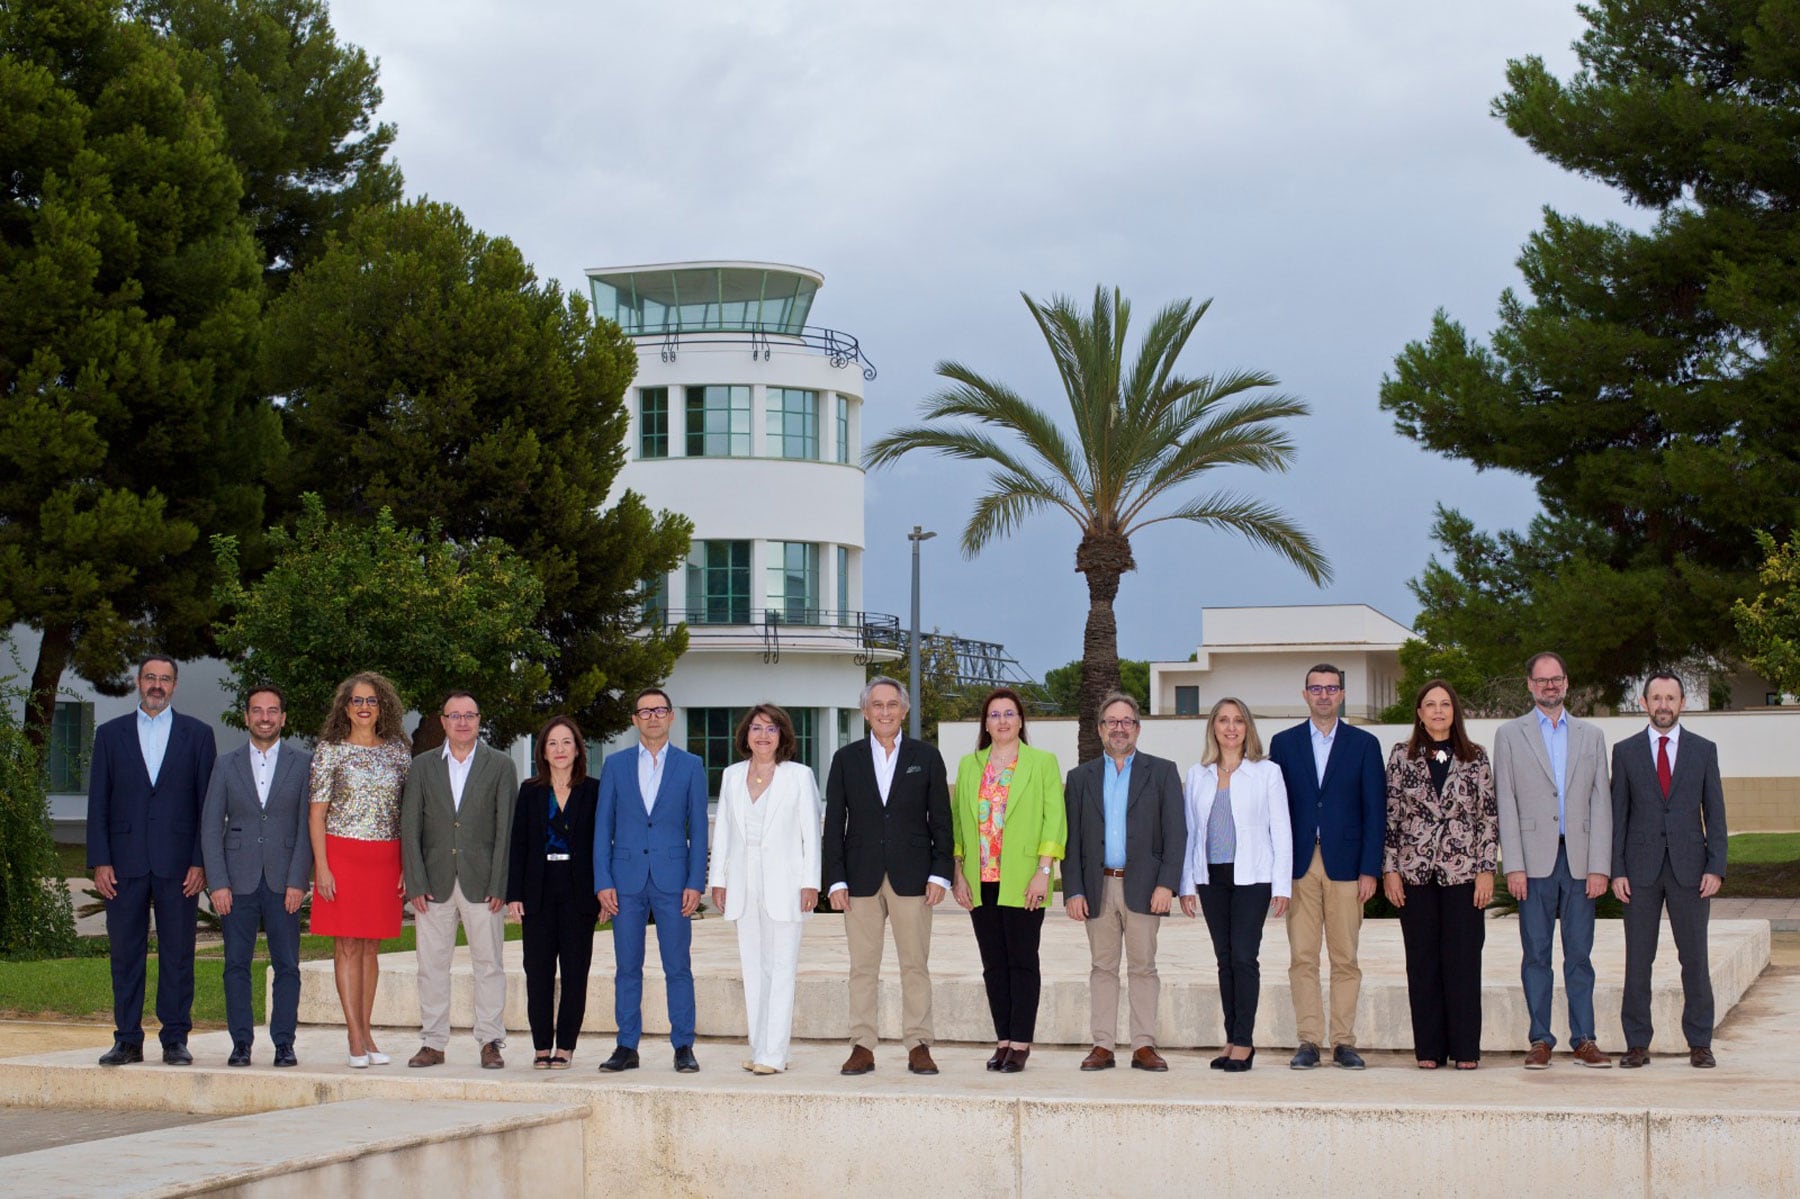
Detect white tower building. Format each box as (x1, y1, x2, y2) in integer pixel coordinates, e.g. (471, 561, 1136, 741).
(588, 261, 899, 792)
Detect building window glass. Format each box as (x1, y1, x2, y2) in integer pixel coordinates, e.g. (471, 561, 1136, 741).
(641, 572, 668, 626)
(767, 542, 820, 621)
(639, 387, 668, 459)
(684, 385, 750, 457)
(791, 707, 817, 774)
(837, 706, 857, 751)
(835, 394, 851, 464)
(1174, 686, 1200, 716)
(767, 388, 819, 459)
(47, 701, 94, 792)
(836, 546, 850, 621)
(686, 540, 751, 624)
(686, 707, 746, 796)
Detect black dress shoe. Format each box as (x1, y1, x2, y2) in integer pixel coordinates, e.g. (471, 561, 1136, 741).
(1332, 1044, 1365, 1070)
(227, 1043, 252, 1067)
(997, 1046, 1029, 1073)
(98, 1041, 143, 1067)
(162, 1043, 194, 1066)
(987, 1045, 1007, 1071)
(1290, 1041, 1320, 1069)
(598, 1045, 640, 1072)
(1210, 1054, 1231, 1069)
(673, 1045, 700, 1073)
(1223, 1047, 1256, 1073)
(273, 1045, 298, 1068)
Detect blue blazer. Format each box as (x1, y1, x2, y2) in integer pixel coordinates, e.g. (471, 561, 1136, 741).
(593, 743, 709, 895)
(86, 710, 218, 879)
(1269, 719, 1385, 881)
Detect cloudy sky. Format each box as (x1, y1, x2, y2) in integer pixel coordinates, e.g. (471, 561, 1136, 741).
(325, 0, 1635, 679)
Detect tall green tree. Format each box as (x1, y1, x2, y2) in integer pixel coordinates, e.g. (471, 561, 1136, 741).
(867, 287, 1330, 762)
(266, 199, 691, 742)
(212, 494, 551, 734)
(1732, 530, 1800, 701)
(0, 0, 275, 748)
(1380, 0, 1800, 699)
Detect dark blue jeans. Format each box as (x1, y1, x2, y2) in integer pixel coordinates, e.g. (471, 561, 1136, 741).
(221, 881, 302, 1049)
(1516, 842, 1597, 1048)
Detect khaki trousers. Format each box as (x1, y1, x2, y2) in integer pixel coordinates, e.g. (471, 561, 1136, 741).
(1085, 873, 1162, 1050)
(844, 876, 934, 1049)
(1285, 846, 1363, 1047)
(415, 880, 508, 1050)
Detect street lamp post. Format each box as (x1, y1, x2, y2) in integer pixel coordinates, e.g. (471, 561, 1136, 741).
(907, 525, 937, 740)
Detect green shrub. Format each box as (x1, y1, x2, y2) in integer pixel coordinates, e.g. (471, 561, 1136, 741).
(0, 678, 79, 958)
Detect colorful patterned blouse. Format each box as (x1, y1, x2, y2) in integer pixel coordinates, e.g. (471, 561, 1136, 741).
(977, 757, 1016, 883)
(309, 739, 411, 841)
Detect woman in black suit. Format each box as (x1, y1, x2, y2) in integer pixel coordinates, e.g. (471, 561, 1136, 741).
(505, 715, 600, 1068)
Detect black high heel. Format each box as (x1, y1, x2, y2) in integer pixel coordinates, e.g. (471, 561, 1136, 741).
(1224, 1047, 1256, 1073)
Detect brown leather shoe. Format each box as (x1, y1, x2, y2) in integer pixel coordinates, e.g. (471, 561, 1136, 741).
(1689, 1046, 1716, 1069)
(408, 1046, 445, 1068)
(1523, 1041, 1552, 1070)
(480, 1041, 504, 1069)
(1079, 1046, 1116, 1071)
(1620, 1045, 1651, 1069)
(1131, 1046, 1169, 1072)
(907, 1044, 939, 1075)
(1571, 1039, 1612, 1068)
(839, 1045, 875, 1075)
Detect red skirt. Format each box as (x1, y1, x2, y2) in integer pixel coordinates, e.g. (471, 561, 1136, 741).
(311, 835, 403, 939)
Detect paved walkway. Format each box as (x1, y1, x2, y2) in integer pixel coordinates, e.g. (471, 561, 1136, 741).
(0, 1105, 224, 1158)
(1712, 897, 1800, 930)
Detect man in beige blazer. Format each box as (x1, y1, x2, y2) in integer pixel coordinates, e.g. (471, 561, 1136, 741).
(400, 691, 518, 1068)
(1493, 652, 1613, 1069)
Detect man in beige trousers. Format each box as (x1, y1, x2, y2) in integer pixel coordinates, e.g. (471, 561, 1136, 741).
(400, 691, 518, 1069)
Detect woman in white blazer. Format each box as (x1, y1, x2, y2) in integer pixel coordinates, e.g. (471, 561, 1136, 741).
(707, 703, 822, 1074)
(1178, 697, 1292, 1072)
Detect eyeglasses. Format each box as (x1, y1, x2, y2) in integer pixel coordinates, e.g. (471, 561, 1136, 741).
(1101, 718, 1138, 730)
(986, 709, 1020, 721)
(442, 711, 480, 723)
(349, 696, 381, 708)
(634, 705, 672, 718)
(1529, 675, 1567, 687)
(1304, 684, 1343, 696)
(748, 723, 781, 736)
(140, 673, 175, 685)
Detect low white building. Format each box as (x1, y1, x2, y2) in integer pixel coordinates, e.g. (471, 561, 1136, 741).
(588, 260, 899, 790)
(1147, 604, 1412, 721)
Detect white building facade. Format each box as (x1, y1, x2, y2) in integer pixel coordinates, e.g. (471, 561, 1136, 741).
(588, 261, 897, 791)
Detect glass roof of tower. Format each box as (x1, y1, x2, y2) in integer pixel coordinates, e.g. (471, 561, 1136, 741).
(586, 261, 822, 336)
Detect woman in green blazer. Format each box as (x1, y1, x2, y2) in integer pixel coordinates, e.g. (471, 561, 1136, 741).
(952, 687, 1067, 1073)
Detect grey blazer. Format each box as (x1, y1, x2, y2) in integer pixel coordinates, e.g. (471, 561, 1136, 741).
(1062, 751, 1186, 915)
(199, 739, 314, 895)
(1493, 710, 1613, 879)
(1611, 727, 1727, 888)
(400, 740, 518, 903)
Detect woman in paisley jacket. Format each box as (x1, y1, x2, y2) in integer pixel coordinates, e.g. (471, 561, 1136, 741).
(1382, 678, 1497, 1070)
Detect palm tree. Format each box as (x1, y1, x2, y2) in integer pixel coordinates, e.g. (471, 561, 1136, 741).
(865, 286, 1332, 761)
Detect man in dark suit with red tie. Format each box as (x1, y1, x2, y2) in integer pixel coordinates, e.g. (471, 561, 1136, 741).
(1611, 671, 1727, 1069)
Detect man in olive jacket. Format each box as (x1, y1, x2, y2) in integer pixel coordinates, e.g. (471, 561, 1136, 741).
(400, 691, 518, 1068)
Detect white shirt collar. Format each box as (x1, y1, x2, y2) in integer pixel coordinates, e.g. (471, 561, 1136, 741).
(137, 706, 172, 726)
(1646, 722, 1681, 747)
(442, 741, 477, 764)
(1309, 719, 1338, 742)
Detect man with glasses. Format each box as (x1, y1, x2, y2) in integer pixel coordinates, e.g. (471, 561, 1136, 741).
(400, 691, 518, 1069)
(1269, 663, 1384, 1069)
(1062, 692, 1186, 1071)
(1494, 652, 1614, 1069)
(88, 655, 217, 1066)
(594, 688, 709, 1073)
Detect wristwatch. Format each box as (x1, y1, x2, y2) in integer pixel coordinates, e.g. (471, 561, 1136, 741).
(1039, 865, 1052, 876)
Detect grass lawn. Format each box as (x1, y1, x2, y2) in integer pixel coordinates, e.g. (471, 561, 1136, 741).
(1721, 832, 1800, 899)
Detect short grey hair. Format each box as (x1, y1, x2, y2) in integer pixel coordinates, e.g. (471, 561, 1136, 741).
(860, 676, 909, 712)
(1096, 691, 1140, 723)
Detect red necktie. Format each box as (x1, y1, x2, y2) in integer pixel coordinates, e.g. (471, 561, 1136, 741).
(1656, 735, 1671, 799)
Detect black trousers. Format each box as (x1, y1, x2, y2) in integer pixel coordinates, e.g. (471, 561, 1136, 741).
(1621, 854, 1713, 1049)
(1198, 863, 1270, 1047)
(1397, 879, 1486, 1064)
(969, 881, 1045, 1042)
(106, 872, 198, 1048)
(521, 861, 597, 1051)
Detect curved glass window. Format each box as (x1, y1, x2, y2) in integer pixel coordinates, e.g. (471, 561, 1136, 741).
(768, 388, 819, 459)
(685, 386, 750, 456)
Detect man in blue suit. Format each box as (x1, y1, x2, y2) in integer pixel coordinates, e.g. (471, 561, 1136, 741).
(87, 655, 218, 1066)
(593, 687, 709, 1073)
(1268, 663, 1384, 1070)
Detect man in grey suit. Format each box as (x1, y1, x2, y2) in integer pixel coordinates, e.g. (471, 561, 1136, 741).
(201, 686, 312, 1068)
(1612, 671, 1727, 1069)
(400, 691, 518, 1069)
(1063, 692, 1186, 1072)
(1494, 651, 1614, 1069)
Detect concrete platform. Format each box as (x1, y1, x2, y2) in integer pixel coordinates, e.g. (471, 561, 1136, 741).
(294, 912, 1770, 1052)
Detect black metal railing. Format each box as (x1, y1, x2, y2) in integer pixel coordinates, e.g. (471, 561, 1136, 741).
(648, 608, 902, 664)
(638, 323, 877, 381)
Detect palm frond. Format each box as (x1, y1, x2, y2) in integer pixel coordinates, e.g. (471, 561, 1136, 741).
(863, 423, 1052, 487)
(1135, 491, 1334, 584)
(962, 471, 1085, 557)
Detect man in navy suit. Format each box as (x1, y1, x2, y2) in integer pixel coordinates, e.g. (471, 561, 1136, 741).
(87, 655, 218, 1066)
(1268, 663, 1384, 1070)
(593, 687, 709, 1073)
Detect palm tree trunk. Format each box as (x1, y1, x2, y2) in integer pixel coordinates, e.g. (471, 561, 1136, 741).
(1075, 532, 1135, 762)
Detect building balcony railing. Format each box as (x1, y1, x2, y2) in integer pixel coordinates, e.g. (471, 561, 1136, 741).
(651, 608, 902, 664)
(638, 324, 877, 381)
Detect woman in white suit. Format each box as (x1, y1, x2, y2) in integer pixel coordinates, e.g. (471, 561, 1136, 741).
(1178, 697, 1292, 1072)
(708, 703, 821, 1074)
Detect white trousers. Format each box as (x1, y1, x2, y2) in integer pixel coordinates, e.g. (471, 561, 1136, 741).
(734, 843, 804, 1069)
(414, 879, 507, 1049)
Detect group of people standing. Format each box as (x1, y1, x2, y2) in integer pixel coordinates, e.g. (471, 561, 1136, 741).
(86, 653, 1727, 1076)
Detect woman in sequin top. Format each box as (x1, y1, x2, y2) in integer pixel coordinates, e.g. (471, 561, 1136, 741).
(308, 671, 411, 1068)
